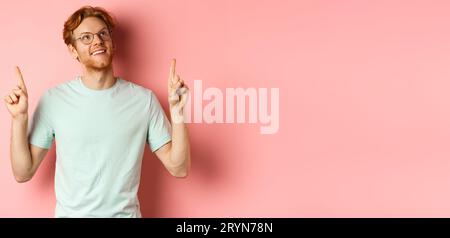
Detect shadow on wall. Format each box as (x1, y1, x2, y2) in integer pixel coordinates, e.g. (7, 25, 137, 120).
(36, 144, 56, 188)
(139, 132, 221, 217)
(33, 142, 57, 215)
(113, 15, 149, 83)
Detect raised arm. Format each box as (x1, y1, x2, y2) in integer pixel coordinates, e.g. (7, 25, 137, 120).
(154, 59, 191, 178)
(4, 66, 48, 183)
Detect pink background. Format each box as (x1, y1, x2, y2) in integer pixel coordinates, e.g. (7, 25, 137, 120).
(1, 0, 450, 217)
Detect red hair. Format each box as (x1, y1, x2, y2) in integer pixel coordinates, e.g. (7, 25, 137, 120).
(63, 6, 115, 45)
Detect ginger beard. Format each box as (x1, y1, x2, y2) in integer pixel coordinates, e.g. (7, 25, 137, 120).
(76, 42, 114, 70)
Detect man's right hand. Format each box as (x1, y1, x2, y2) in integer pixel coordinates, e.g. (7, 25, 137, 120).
(4, 66, 28, 120)
(5, 66, 48, 183)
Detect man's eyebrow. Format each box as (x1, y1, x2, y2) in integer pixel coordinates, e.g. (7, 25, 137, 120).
(79, 27, 107, 35)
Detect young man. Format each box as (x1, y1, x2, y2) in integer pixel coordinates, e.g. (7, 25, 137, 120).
(3, 6, 190, 218)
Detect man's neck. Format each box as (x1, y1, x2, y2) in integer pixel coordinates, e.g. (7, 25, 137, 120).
(81, 66, 116, 90)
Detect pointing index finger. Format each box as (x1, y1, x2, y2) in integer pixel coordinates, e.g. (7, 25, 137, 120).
(170, 58, 176, 84)
(15, 66, 27, 92)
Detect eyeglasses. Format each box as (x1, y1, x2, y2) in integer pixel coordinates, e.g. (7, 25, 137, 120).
(75, 28, 112, 45)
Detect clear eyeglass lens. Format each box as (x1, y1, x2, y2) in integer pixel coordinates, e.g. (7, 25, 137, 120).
(81, 34, 93, 44)
(79, 30, 111, 45)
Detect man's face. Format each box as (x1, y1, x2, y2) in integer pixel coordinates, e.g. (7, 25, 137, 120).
(69, 17, 114, 70)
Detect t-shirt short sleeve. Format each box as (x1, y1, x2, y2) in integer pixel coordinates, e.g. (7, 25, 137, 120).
(147, 92, 172, 152)
(28, 91, 54, 149)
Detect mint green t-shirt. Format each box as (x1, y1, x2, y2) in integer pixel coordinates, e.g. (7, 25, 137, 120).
(28, 77, 172, 218)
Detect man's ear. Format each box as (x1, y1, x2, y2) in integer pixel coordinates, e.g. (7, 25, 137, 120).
(68, 44, 80, 62)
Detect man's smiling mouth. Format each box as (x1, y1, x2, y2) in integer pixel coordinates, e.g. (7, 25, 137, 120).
(91, 49, 106, 56)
